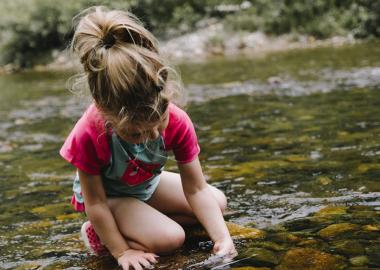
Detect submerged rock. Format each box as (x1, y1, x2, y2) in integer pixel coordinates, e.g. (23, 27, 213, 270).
(297, 239, 327, 250)
(13, 262, 42, 270)
(240, 247, 279, 267)
(30, 203, 72, 218)
(318, 223, 359, 239)
(317, 176, 333, 186)
(258, 241, 286, 252)
(275, 248, 346, 270)
(268, 232, 302, 244)
(314, 206, 347, 218)
(349, 256, 369, 266)
(331, 240, 365, 256)
(226, 222, 266, 240)
(365, 243, 380, 266)
(362, 224, 380, 232)
(186, 222, 265, 243)
(16, 219, 53, 235)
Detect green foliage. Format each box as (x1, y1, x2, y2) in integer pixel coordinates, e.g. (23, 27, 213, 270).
(0, 0, 379, 68)
(225, 0, 380, 39)
(1, 0, 76, 67)
(0, 0, 131, 68)
(0, 0, 210, 67)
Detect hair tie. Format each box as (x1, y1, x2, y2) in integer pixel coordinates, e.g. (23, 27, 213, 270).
(156, 84, 164, 93)
(102, 33, 116, 49)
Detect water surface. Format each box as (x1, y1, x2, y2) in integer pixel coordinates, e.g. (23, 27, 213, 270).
(0, 42, 379, 269)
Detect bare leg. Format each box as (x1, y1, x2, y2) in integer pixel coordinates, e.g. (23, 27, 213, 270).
(104, 171, 226, 254)
(146, 171, 227, 226)
(107, 197, 185, 254)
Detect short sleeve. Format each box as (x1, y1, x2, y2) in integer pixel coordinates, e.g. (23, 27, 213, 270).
(59, 104, 110, 175)
(165, 104, 200, 164)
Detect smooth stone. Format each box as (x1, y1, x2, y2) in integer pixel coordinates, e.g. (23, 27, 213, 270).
(270, 232, 302, 243)
(258, 241, 286, 251)
(297, 239, 327, 250)
(275, 248, 346, 270)
(226, 222, 266, 240)
(331, 240, 365, 256)
(187, 222, 265, 240)
(13, 262, 41, 270)
(365, 244, 380, 266)
(317, 176, 333, 185)
(240, 247, 279, 266)
(349, 256, 369, 266)
(362, 224, 380, 232)
(318, 223, 359, 239)
(314, 206, 347, 217)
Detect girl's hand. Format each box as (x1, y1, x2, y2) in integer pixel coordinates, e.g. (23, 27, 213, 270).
(213, 237, 237, 261)
(117, 249, 158, 270)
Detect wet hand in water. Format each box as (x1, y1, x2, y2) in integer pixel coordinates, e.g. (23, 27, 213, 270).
(117, 249, 158, 270)
(213, 237, 237, 262)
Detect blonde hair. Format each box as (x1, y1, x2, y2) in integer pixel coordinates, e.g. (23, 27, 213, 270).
(69, 6, 183, 133)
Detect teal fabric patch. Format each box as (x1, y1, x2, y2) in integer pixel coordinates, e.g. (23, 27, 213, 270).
(73, 132, 168, 202)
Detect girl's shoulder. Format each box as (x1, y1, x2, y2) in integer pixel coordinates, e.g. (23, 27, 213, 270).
(79, 103, 107, 133)
(167, 103, 192, 125)
(163, 103, 200, 163)
(60, 103, 110, 174)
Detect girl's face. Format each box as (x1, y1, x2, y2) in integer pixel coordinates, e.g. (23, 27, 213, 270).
(115, 108, 170, 144)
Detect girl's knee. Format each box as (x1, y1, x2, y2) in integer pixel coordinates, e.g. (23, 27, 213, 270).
(152, 224, 185, 254)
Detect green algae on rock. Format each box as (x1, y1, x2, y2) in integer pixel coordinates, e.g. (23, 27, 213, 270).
(226, 222, 266, 240)
(314, 206, 348, 217)
(188, 222, 265, 241)
(275, 248, 346, 270)
(13, 262, 42, 270)
(318, 223, 360, 239)
(330, 240, 365, 256)
(362, 224, 380, 232)
(240, 247, 279, 267)
(316, 176, 333, 186)
(30, 202, 73, 219)
(349, 256, 369, 267)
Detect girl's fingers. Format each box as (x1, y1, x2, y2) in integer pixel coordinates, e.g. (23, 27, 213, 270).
(145, 253, 158, 264)
(130, 261, 143, 270)
(120, 262, 129, 270)
(139, 258, 151, 268)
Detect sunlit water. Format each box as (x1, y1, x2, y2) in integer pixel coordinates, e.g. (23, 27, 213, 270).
(1, 42, 379, 269)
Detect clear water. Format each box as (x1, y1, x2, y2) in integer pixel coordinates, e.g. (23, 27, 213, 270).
(1, 41, 379, 269)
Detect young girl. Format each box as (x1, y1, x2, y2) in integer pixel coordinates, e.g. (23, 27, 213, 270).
(60, 6, 236, 270)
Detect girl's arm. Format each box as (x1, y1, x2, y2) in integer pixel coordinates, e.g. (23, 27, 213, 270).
(78, 169, 129, 258)
(78, 169, 158, 269)
(178, 157, 236, 257)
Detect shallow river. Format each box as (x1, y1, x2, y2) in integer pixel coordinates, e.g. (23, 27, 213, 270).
(0, 41, 379, 269)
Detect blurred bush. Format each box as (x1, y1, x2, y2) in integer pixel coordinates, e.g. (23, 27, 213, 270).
(0, 0, 214, 67)
(0, 0, 379, 68)
(225, 0, 380, 39)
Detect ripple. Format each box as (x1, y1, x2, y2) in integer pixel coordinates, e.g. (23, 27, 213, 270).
(186, 67, 380, 102)
(228, 189, 380, 228)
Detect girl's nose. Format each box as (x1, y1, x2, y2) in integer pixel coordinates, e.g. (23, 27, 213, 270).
(149, 128, 160, 140)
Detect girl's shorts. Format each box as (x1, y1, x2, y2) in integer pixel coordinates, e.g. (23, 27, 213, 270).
(71, 173, 160, 212)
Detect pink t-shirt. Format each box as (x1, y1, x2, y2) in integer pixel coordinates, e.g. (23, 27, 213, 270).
(60, 103, 200, 175)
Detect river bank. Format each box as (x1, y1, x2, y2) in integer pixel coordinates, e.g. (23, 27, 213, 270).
(0, 22, 358, 75)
